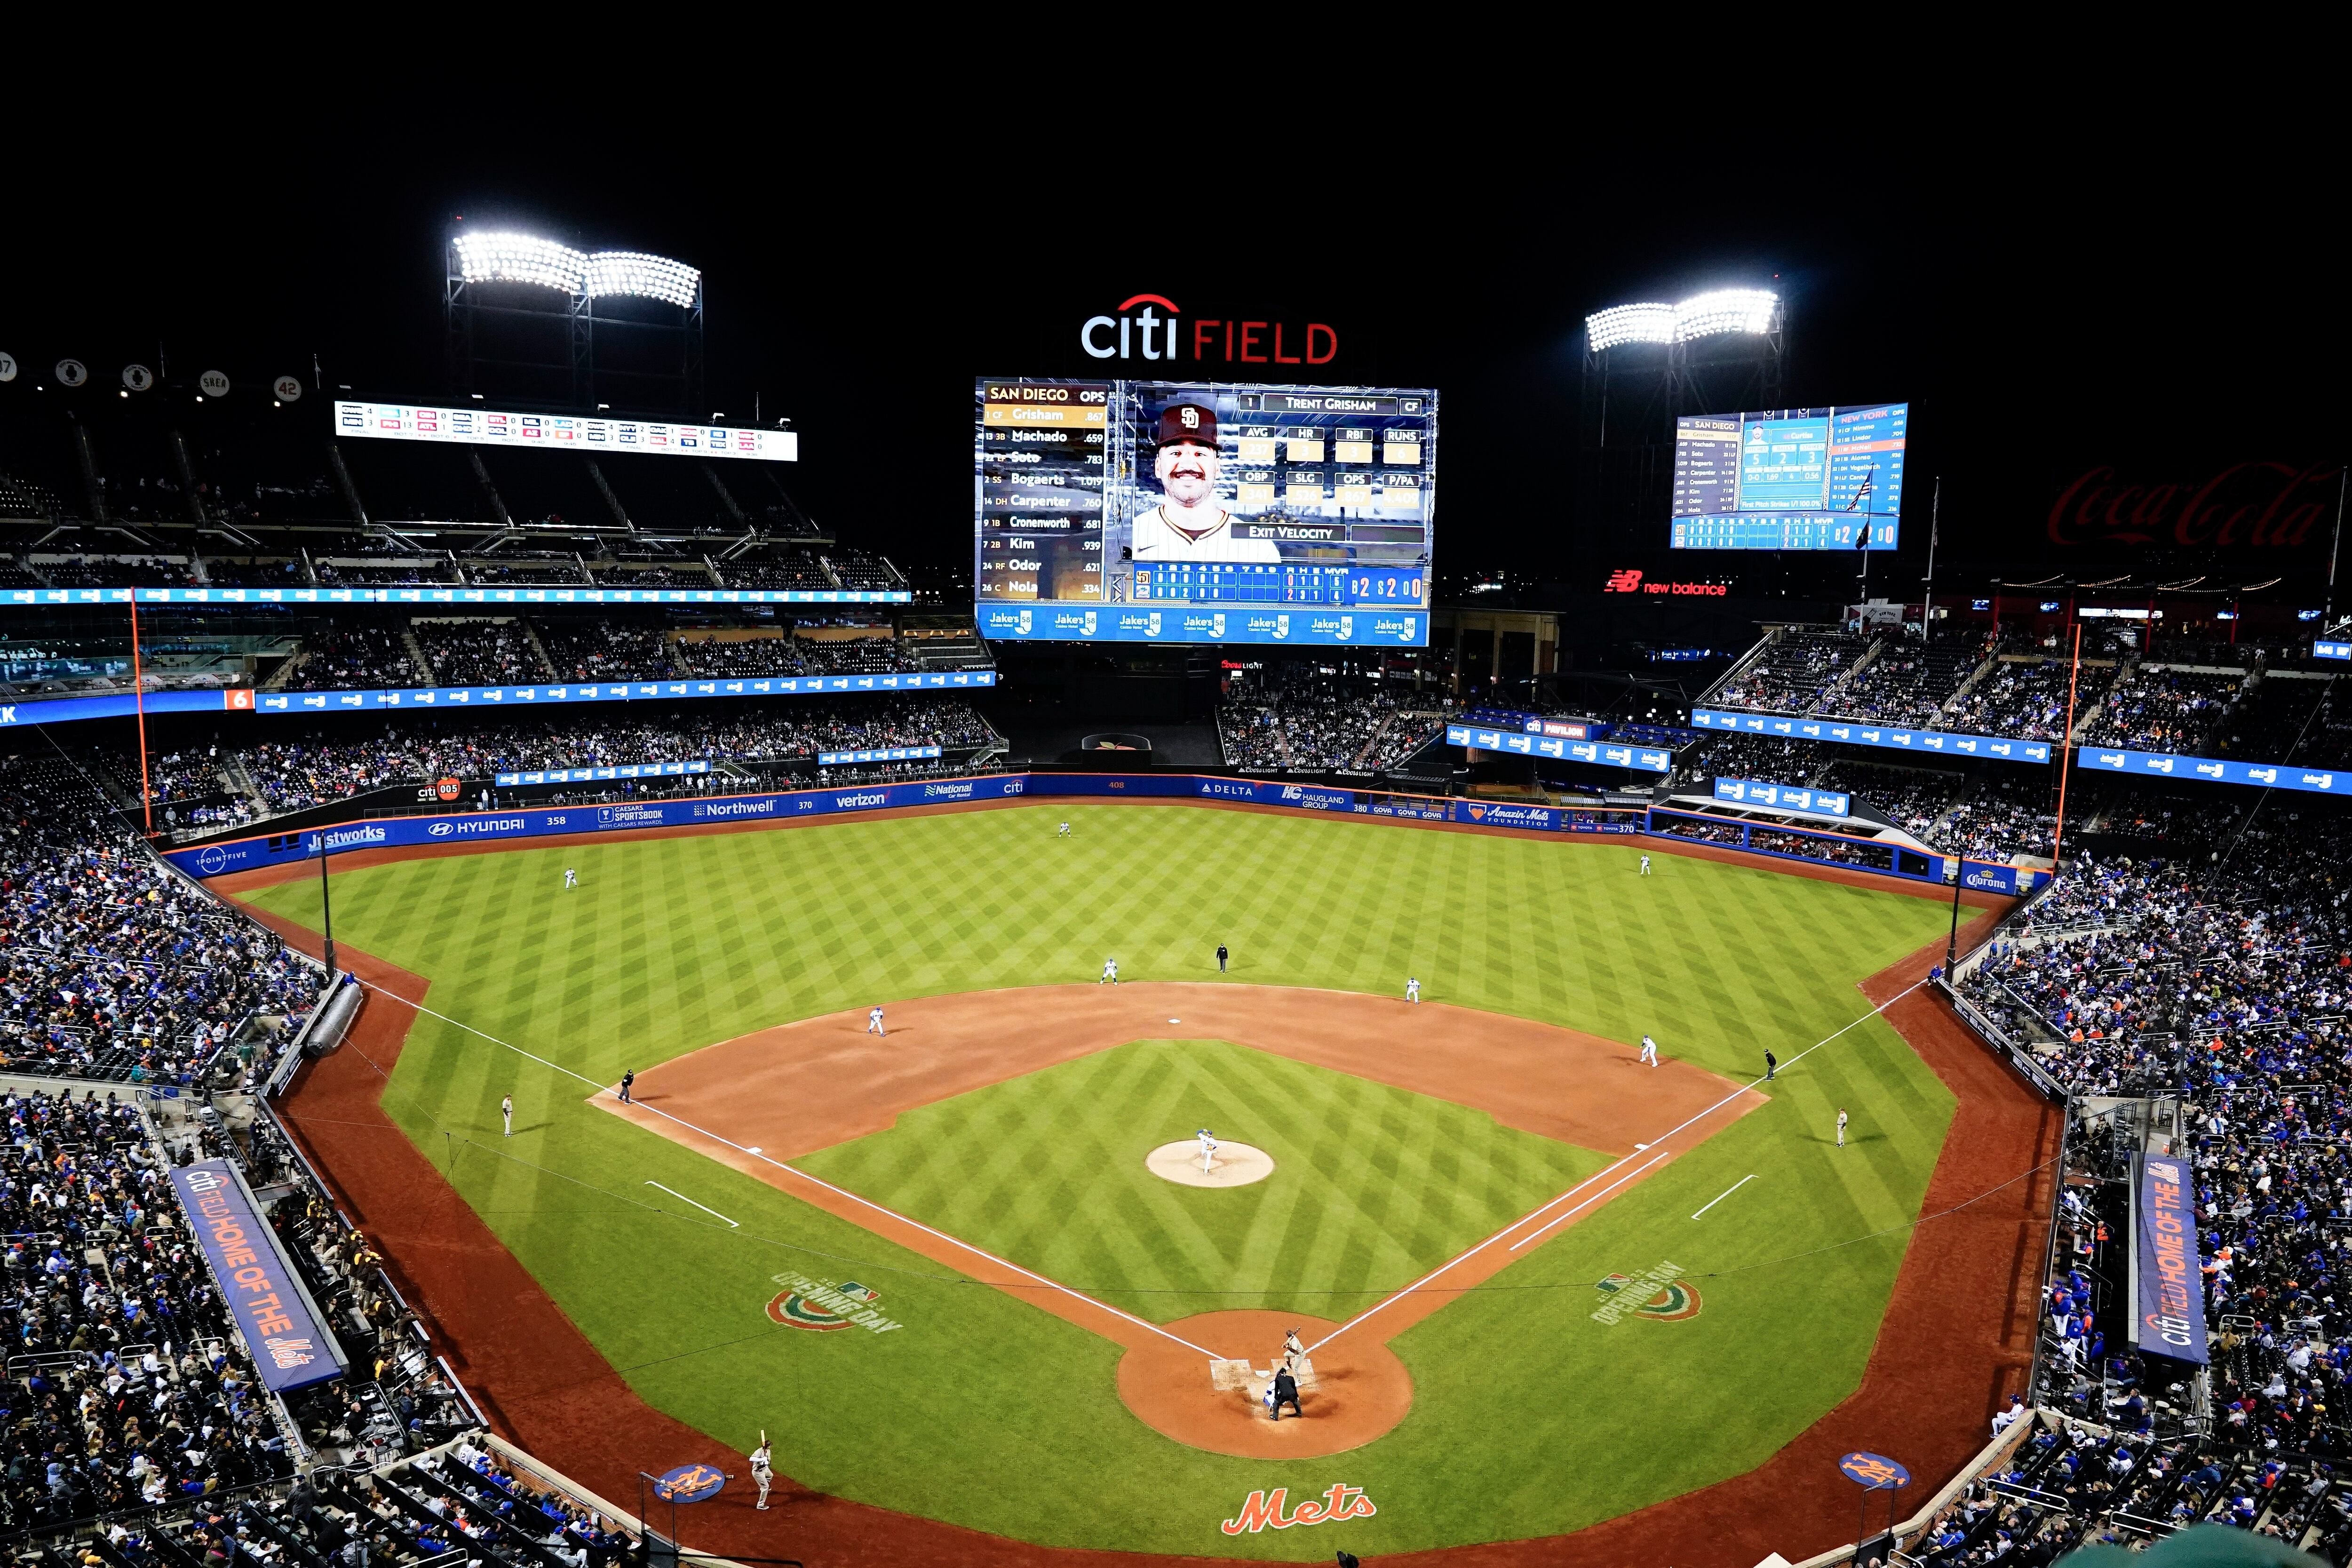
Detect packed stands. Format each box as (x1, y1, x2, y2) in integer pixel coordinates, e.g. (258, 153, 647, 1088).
(222, 699, 1000, 814)
(1943, 657, 2090, 742)
(675, 633, 805, 676)
(1817, 639, 1985, 726)
(412, 621, 546, 686)
(0, 756, 323, 1083)
(533, 621, 675, 682)
(1219, 671, 1451, 772)
(1712, 631, 1871, 715)
(286, 624, 420, 691)
(2081, 665, 2244, 754)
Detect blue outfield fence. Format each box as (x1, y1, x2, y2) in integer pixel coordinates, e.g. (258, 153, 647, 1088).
(160, 771, 2062, 900)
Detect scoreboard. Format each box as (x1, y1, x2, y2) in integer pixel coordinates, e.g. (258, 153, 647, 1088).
(975, 378, 1436, 646)
(1669, 404, 1907, 551)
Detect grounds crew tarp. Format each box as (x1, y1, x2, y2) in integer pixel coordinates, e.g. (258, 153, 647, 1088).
(168, 1156, 349, 1392)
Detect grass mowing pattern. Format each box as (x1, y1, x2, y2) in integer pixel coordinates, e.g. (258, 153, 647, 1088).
(796, 1037, 1614, 1323)
(246, 804, 1960, 1556)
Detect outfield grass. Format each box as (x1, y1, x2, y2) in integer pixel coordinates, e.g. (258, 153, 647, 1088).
(246, 804, 1960, 1556)
(797, 1037, 1616, 1322)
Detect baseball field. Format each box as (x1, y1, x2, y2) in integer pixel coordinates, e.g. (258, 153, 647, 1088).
(238, 801, 1985, 1558)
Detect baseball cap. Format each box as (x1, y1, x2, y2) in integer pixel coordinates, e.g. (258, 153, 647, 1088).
(1155, 402, 1219, 450)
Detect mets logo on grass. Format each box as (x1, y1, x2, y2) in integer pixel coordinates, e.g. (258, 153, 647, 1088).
(766, 1271, 907, 1335)
(1592, 1260, 1702, 1324)
(1220, 1484, 1377, 1536)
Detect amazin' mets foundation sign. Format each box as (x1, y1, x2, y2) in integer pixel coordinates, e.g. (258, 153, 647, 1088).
(1221, 1484, 1378, 1535)
(1592, 1260, 1703, 1323)
(766, 1272, 907, 1335)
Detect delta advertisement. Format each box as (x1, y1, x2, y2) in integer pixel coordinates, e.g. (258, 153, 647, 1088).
(2078, 747, 2345, 796)
(978, 604, 1426, 648)
(2131, 1154, 2209, 1364)
(255, 670, 993, 716)
(1691, 708, 2053, 765)
(168, 1159, 348, 1393)
(1446, 724, 1673, 773)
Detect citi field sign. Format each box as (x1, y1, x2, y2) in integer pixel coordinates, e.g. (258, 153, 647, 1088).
(1081, 294, 1338, 366)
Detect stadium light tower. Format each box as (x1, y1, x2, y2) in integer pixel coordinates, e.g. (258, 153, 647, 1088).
(1576, 286, 1786, 568)
(445, 227, 706, 416)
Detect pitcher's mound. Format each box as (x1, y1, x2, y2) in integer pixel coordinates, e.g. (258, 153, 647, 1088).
(1146, 1141, 1274, 1187)
(1117, 1311, 1412, 1458)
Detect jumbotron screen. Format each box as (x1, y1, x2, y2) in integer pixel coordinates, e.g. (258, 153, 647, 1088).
(974, 378, 1435, 646)
(1669, 403, 1907, 550)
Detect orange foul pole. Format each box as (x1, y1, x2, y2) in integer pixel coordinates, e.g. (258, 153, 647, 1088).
(2050, 621, 2082, 870)
(130, 599, 154, 837)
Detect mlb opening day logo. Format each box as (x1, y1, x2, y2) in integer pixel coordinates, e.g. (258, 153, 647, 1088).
(1592, 1261, 1702, 1323)
(766, 1272, 906, 1335)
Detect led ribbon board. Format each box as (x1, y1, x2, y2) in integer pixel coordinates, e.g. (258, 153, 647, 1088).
(336, 401, 797, 462)
(1691, 708, 2051, 764)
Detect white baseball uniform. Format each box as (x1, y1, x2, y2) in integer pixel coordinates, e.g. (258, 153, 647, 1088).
(867, 1007, 885, 1036)
(1198, 1129, 1217, 1173)
(1405, 977, 1420, 1003)
(1129, 504, 1282, 563)
(750, 1442, 772, 1509)
(1639, 1035, 1658, 1067)
(1102, 959, 1118, 984)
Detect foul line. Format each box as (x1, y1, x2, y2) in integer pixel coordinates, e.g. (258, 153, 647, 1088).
(1692, 1174, 1758, 1219)
(1303, 976, 1930, 1355)
(356, 979, 1228, 1362)
(645, 1181, 738, 1228)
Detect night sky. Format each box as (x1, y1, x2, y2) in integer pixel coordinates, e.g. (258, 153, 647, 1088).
(8, 133, 2339, 592)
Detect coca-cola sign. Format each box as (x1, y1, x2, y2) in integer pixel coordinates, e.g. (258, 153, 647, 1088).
(2046, 462, 2340, 551)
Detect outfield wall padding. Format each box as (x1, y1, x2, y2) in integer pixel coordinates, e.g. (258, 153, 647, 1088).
(164, 770, 2044, 897)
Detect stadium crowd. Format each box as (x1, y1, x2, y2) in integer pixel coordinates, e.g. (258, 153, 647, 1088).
(223, 699, 996, 813)
(0, 756, 322, 1082)
(1218, 677, 1449, 772)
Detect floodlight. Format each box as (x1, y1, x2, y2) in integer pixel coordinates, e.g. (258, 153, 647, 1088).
(1584, 303, 1675, 351)
(583, 251, 701, 308)
(453, 231, 587, 293)
(1586, 289, 1781, 350)
(1671, 289, 1780, 341)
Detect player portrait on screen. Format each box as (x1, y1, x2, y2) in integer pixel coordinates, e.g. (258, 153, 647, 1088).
(1129, 401, 1281, 563)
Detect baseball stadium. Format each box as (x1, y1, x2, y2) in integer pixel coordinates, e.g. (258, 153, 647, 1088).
(1, 137, 2344, 1568)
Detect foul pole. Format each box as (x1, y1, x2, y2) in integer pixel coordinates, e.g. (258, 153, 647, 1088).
(129, 600, 154, 837)
(2050, 621, 2083, 869)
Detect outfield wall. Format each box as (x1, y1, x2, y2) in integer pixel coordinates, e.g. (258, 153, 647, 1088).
(162, 771, 2047, 897)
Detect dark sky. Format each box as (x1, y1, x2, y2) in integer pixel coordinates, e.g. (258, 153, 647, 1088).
(8, 126, 2338, 589)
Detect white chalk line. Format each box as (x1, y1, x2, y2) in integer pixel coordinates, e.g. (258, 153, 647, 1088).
(645, 1181, 738, 1228)
(362, 981, 1227, 1361)
(1692, 1174, 1758, 1219)
(1304, 977, 1930, 1355)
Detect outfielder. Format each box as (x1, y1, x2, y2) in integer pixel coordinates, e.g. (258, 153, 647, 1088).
(564, 867, 578, 889)
(867, 1005, 886, 1036)
(1639, 1034, 1659, 1067)
(1639, 855, 1651, 876)
(750, 1432, 773, 1511)
(1057, 821, 1072, 838)
(501, 1094, 513, 1137)
(1405, 976, 1421, 1003)
(1102, 957, 1119, 985)
(1197, 1127, 1217, 1174)
(1837, 1107, 1849, 1147)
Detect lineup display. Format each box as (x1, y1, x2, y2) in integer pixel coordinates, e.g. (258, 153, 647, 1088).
(336, 401, 799, 462)
(1669, 404, 1907, 550)
(976, 378, 1435, 646)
